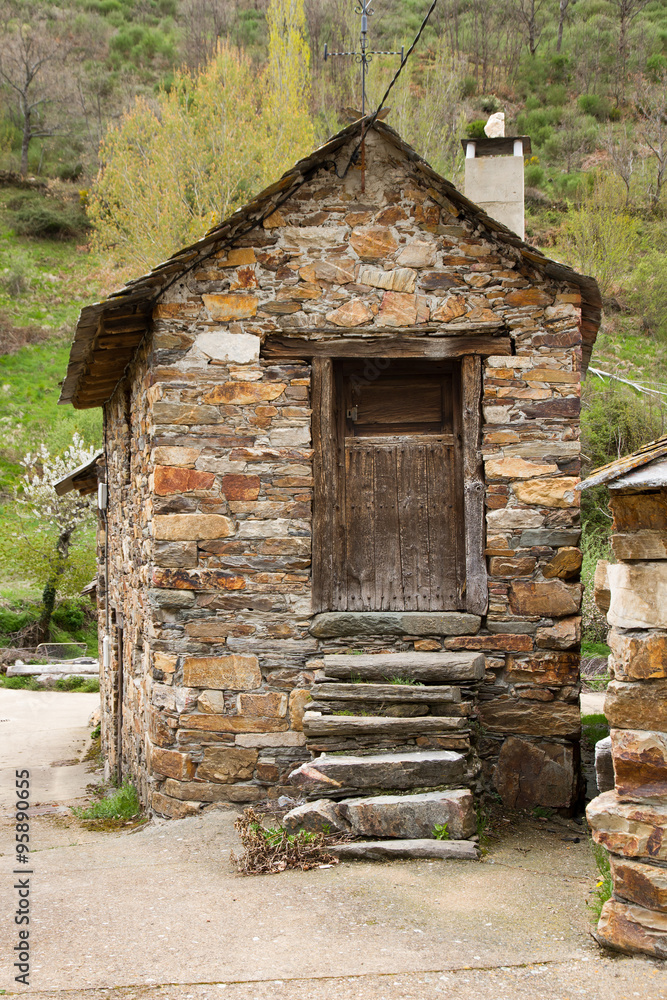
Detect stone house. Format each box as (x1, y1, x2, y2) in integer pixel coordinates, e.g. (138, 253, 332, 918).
(580, 439, 667, 958)
(58, 118, 601, 819)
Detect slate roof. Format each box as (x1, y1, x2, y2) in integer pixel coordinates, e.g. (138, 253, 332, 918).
(59, 117, 602, 410)
(54, 451, 104, 496)
(578, 435, 667, 491)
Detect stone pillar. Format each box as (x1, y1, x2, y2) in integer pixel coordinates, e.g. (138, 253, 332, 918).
(586, 488, 667, 959)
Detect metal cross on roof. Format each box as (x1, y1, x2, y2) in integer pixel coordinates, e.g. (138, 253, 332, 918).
(324, 2, 404, 117)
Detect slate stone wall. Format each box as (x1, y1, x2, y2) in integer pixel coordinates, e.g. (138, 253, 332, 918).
(100, 130, 584, 817)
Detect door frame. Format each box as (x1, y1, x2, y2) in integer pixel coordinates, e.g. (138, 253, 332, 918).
(310, 347, 489, 615)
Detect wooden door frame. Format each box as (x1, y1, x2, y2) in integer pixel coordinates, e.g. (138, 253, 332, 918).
(310, 349, 489, 616)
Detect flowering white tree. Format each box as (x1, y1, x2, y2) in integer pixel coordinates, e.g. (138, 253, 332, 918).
(13, 433, 98, 642)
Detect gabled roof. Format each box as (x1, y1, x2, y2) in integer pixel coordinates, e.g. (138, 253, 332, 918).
(578, 435, 667, 491)
(59, 117, 602, 410)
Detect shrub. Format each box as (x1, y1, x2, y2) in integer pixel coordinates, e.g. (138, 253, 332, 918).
(52, 600, 86, 632)
(54, 675, 100, 692)
(460, 75, 477, 97)
(578, 94, 610, 121)
(75, 782, 141, 823)
(12, 201, 90, 239)
(525, 164, 545, 187)
(480, 94, 500, 113)
(466, 119, 487, 139)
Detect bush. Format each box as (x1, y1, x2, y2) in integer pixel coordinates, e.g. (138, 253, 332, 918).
(54, 675, 100, 692)
(466, 119, 487, 138)
(630, 250, 667, 339)
(480, 94, 500, 114)
(525, 164, 545, 187)
(12, 201, 90, 239)
(578, 94, 611, 121)
(0, 607, 37, 635)
(52, 600, 86, 632)
(461, 75, 477, 97)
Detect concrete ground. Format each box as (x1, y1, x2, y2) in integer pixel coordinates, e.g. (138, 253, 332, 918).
(1, 690, 665, 1000)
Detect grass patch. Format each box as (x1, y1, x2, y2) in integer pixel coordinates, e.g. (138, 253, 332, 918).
(582, 712, 610, 747)
(232, 807, 349, 875)
(74, 781, 143, 829)
(581, 640, 611, 658)
(589, 838, 613, 921)
(386, 675, 424, 686)
(54, 675, 99, 692)
(0, 674, 41, 689)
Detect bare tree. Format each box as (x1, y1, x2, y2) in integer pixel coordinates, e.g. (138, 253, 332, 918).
(636, 74, 667, 211)
(180, 0, 236, 71)
(557, 0, 575, 52)
(510, 0, 547, 56)
(604, 124, 638, 206)
(606, 0, 651, 80)
(0, 8, 71, 177)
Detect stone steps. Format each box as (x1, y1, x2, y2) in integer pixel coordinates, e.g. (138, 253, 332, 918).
(321, 651, 485, 684)
(303, 711, 468, 736)
(313, 681, 463, 703)
(283, 788, 476, 841)
(331, 839, 479, 861)
(289, 749, 467, 796)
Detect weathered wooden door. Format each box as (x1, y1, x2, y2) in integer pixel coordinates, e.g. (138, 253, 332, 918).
(315, 359, 466, 612)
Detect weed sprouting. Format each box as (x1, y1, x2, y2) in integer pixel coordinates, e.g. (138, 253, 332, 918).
(432, 823, 451, 840)
(589, 839, 613, 921)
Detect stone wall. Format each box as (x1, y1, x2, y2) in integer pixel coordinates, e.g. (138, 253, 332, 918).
(99, 129, 584, 816)
(587, 489, 667, 959)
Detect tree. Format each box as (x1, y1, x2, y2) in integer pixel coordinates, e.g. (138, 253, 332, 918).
(13, 434, 98, 643)
(266, 0, 314, 166)
(564, 197, 639, 295)
(89, 35, 314, 269)
(557, 0, 574, 53)
(603, 123, 637, 206)
(510, 0, 547, 56)
(606, 0, 651, 81)
(0, 6, 72, 178)
(636, 74, 667, 211)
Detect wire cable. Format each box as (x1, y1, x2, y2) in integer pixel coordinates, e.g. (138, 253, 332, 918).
(339, 0, 439, 177)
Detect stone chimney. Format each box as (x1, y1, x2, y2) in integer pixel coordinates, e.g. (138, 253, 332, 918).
(462, 114, 531, 240)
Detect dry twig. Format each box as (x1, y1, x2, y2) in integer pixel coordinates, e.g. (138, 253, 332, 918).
(231, 807, 350, 876)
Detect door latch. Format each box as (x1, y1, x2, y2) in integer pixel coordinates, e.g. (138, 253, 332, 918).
(347, 407, 358, 421)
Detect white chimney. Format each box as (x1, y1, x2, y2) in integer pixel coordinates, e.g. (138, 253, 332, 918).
(463, 116, 529, 240)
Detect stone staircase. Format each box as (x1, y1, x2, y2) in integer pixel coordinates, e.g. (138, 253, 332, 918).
(284, 651, 484, 860)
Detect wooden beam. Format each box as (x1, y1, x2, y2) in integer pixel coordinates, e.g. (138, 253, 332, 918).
(311, 357, 335, 613)
(461, 355, 488, 616)
(263, 335, 511, 359)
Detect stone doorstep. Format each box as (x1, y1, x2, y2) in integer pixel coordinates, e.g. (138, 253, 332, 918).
(331, 839, 479, 861)
(288, 749, 467, 794)
(310, 612, 482, 638)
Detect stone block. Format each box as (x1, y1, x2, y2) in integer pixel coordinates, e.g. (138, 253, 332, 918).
(235, 732, 307, 748)
(542, 547, 582, 580)
(332, 840, 479, 861)
(605, 679, 667, 733)
(494, 737, 577, 809)
(378, 290, 419, 326)
(219, 247, 256, 266)
(151, 792, 204, 819)
(288, 750, 466, 794)
(593, 559, 611, 614)
(357, 265, 416, 292)
(153, 402, 222, 425)
(182, 654, 261, 690)
(595, 736, 615, 794)
(432, 295, 466, 322)
(486, 508, 544, 533)
(519, 528, 581, 547)
(610, 856, 667, 912)
(325, 300, 373, 327)
(196, 746, 258, 782)
(202, 293, 258, 320)
(610, 492, 667, 533)
(204, 383, 286, 404)
(151, 446, 201, 467)
(148, 588, 196, 608)
(283, 799, 350, 835)
(596, 899, 667, 959)
(299, 260, 354, 284)
(612, 531, 667, 561)
(349, 226, 399, 260)
(535, 617, 580, 650)
(167, 779, 262, 802)
(237, 692, 288, 717)
(289, 688, 313, 731)
(609, 629, 667, 680)
(608, 562, 667, 629)
(309, 612, 481, 638)
(587, 790, 667, 859)
(444, 634, 533, 652)
(149, 745, 196, 781)
(477, 697, 581, 737)
(283, 225, 348, 248)
(509, 580, 582, 617)
(486, 457, 558, 479)
(195, 331, 260, 363)
(153, 514, 235, 541)
(488, 556, 537, 577)
(507, 651, 579, 685)
(153, 541, 198, 569)
(512, 477, 579, 508)
(180, 715, 288, 733)
(611, 728, 667, 799)
(153, 467, 215, 495)
(197, 690, 226, 713)
(221, 475, 261, 500)
(154, 652, 177, 674)
(396, 240, 437, 267)
(338, 789, 475, 840)
(151, 568, 245, 591)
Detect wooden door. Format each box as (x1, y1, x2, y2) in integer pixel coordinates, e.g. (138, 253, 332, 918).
(326, 360, 466, 612)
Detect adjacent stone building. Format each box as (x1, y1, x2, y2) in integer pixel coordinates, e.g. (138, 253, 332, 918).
(58, 118, 601, 818)
(581, 439, 667, 959)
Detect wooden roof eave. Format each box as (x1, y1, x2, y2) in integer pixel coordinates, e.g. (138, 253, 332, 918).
(578, 435, 667, 491)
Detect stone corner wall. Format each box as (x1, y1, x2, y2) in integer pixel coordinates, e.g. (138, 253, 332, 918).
(587, 487, 667, 960)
